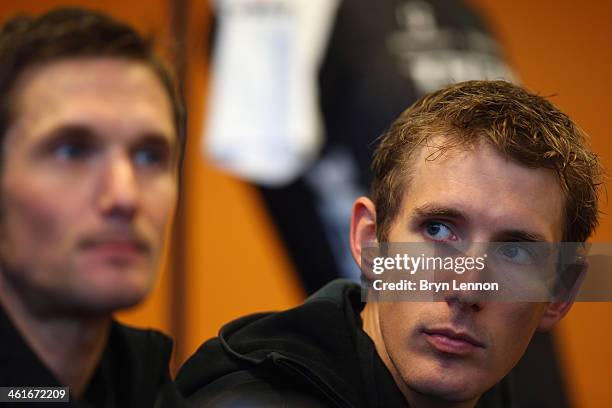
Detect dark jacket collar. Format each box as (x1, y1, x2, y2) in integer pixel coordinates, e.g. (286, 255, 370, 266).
(177, 279, 512, 408)
(0, 303, 62, 388)
(177, 279, 407, 407)
(0, 303, 184, 407)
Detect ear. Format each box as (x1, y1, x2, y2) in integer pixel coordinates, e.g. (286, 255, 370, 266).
(349, 196, 378, 269)
(537, 261, 587, 331)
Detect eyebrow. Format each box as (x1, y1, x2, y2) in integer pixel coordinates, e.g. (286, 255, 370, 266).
(138, 131, 176, 148)
(411, 203, 550, 242)
(45, 124, 97, 140)
(43, 124, 175, 146)
(412, 204, 468, 223)
(494, 230, 548, 243)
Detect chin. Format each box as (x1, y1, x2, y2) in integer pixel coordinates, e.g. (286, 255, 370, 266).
(71, 286, 150, 316)
(403, 365, 486, 403)
(74, 268, 155, 314)
(411, 381, 481, 403)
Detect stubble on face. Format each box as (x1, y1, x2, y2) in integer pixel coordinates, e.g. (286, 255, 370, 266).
(362, 138, 564, 405)
(0, 57, 178, 317)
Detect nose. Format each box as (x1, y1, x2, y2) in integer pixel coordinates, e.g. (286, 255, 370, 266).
(97, 152, 139, 220)
(445, 294, 483, 313)
(437, 243, 488, 312)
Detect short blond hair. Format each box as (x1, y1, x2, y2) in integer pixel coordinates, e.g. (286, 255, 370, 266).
(371, 80, 603, 242)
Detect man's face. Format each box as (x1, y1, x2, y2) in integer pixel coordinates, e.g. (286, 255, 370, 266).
(0, 57, 178, 315)
(374, 139, 565, 401)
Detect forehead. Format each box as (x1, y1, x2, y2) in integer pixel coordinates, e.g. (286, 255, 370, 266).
(9, 57, 175, 142)
(398, 137, 565, 241)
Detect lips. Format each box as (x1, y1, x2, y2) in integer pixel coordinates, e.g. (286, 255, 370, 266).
(79, 234, 150, 258)
(88, 241, 145, 254)
(423, 327, 485, 355)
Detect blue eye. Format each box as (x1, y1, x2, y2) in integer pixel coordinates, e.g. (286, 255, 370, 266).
(497, 244, 534, 265)
(132, 140, 171, 168)
(424, 222, 455, 241)
(54, 142, 89, 161)
(133, 149, 162, 166)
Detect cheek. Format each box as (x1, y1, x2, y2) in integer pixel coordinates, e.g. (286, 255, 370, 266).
(378, 302, 423, 354)
(0, 184, 76, 264)
(487, 304, 546, 366)
(142, 177, 177, 230)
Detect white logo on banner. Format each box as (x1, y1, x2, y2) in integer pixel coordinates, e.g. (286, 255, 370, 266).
(387, 1, 515, 94)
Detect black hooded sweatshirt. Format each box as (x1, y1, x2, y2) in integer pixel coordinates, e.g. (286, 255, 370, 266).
(176, 279, 511, 407)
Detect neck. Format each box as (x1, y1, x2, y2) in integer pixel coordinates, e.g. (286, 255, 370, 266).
(0, 275, 110, 398)
(361, 302, 477, 408)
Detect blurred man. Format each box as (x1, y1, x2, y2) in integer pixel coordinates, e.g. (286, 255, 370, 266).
(177, 80, 601, 407)
(0, 8, 185, 407)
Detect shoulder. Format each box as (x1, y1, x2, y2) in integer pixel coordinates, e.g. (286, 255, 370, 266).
(177, 280, 365, 408)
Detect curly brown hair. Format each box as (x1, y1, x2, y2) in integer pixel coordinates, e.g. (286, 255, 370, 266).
(371, 80, 603, 243)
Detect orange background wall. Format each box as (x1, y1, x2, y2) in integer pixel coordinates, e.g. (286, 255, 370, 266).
(174, 0, 304, 366)
(0, 1, 610, 406)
